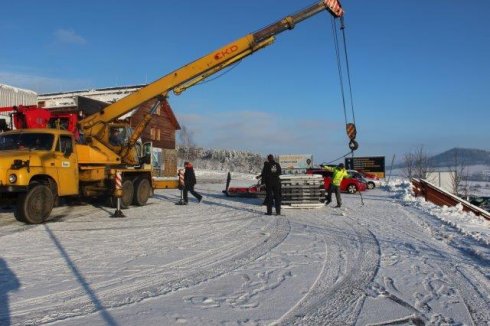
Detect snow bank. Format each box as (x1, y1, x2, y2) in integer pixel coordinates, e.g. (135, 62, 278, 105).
(384, 178, 490, 245)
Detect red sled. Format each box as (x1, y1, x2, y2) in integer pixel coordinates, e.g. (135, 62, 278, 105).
(222, 172, 266, 198)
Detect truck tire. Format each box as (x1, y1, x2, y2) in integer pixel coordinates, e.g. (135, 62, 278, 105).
(347, 184, 357, 194)
(16, 184, 54, 224)
(133, 178, 151, 206)
(121, 180, 134, 208)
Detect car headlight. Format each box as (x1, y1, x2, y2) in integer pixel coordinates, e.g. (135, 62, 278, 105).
(8, 174, 17, 184)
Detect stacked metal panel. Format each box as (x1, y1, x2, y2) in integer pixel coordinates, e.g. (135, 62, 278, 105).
(280, 174, 326, 208)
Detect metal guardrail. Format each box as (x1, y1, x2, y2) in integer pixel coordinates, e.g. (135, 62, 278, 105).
(411, 178, 490, 220)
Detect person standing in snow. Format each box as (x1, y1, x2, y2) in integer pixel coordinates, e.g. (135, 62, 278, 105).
(183, 161, 203, 204)
(258, 154, 282, 215)
(323, 163, 350, 208)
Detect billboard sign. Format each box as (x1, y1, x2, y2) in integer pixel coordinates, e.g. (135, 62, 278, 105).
(345, 156, 385, 178)
(279, 154, 313, 175)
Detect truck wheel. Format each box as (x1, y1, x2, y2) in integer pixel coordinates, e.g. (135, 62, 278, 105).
(16, 185, 54, 224)
(347, 184, 357, 194)
(133, 178, 151, 206)
(121, 180, 134, 208)
(367, 182, 375, 189)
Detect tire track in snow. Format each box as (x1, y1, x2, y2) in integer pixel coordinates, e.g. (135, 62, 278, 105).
(6, 199, 259, 315)
(0, 204, 107, 238)
(357, 199, 489, 325)
(394, 206, 490, 324)
(452, 266, 490, 324)
(8, 209, 257, 315)
(11, 216, 290, 325)
(277, 217, 381, 325)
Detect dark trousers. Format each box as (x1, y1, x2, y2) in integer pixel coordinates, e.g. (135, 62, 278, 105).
(265, 183, 281, 214)
(183, 185, 202, 203)
(327, 184, 342, 206)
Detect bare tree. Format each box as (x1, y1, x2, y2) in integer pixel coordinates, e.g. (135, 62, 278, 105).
(178, 125, 196, 161)
(413, 145, 431, 179)
(178, 125, 194, 148)
(403, 152, 415, 179)
(403, 145, 431, 180)
(447, 149, 468, 195)
(460, 166, 471, 200)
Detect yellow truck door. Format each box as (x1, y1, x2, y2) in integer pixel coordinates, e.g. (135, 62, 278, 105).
(54, 134, 79, 196)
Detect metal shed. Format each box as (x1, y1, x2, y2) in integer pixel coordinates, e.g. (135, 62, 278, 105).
(0, 84, 37, 106)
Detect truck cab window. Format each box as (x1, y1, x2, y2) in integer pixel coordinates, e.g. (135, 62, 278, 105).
(109, 127, 124, 146)
(0, 133, 54, 151)
(58, 135, 73, 154)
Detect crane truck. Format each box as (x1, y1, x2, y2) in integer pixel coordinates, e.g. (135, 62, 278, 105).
(0, 105, 83, 139)
(0, 105, 52, 131)
(0, 0, 344, 224)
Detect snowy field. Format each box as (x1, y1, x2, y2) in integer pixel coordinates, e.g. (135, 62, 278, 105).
(0, 171, 489, 325)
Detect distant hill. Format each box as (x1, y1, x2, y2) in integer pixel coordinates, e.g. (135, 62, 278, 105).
(430, 148, 490, 167)
(391, 148, 490, 181)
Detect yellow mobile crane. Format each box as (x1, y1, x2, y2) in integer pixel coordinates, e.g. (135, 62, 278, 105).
(0, 0, 344, 224)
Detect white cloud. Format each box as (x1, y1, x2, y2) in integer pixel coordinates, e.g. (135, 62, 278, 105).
(0, 71, 90, 93)
(54, 29, 87, 45)
(177, 110, 349, 162)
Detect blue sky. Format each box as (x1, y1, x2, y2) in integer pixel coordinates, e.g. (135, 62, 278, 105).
(1, 0, 489, 164)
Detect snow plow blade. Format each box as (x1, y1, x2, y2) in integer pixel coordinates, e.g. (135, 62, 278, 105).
(222, 172, 266, 198)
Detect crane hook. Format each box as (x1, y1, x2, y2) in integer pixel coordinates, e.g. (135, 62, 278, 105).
(349, 139, 358, 151)
(346, 122, 358, 151)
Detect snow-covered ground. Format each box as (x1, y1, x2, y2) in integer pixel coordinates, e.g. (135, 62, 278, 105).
(0, 171, 488, 325)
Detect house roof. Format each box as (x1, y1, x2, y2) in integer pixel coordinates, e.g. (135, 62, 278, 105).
(38, 84, 180, 129)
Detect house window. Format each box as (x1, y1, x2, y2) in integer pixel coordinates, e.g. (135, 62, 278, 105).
(156, 105, 161, 116)
(157, 128, 161, 141)
(150, 127, 155, 140)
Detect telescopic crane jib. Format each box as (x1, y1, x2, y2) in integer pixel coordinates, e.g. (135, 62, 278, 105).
(79, 0, 345, 161)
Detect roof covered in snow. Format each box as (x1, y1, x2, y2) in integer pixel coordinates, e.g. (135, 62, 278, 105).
(0, 83, 37, 106)
(38, 84, 147, 108)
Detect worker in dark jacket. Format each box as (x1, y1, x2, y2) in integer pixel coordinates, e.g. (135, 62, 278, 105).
(183, 161, 203, 204)
(258, 154, 282, 215)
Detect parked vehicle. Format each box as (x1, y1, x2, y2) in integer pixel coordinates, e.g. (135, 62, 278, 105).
(0, 105, 81, 140)
(306, 168, 367, 194)
(468, 196, 490, 212)
(349, 169, 382, 189)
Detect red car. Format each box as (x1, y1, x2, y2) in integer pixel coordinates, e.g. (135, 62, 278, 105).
(306, 168, 367, 194)
(348, 169, 381, 189)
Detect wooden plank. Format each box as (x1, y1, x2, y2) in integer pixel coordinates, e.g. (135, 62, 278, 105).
(412, 179, 490, 220)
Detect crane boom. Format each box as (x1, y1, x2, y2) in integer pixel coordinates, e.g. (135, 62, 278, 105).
(79, 0, 343, 140)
